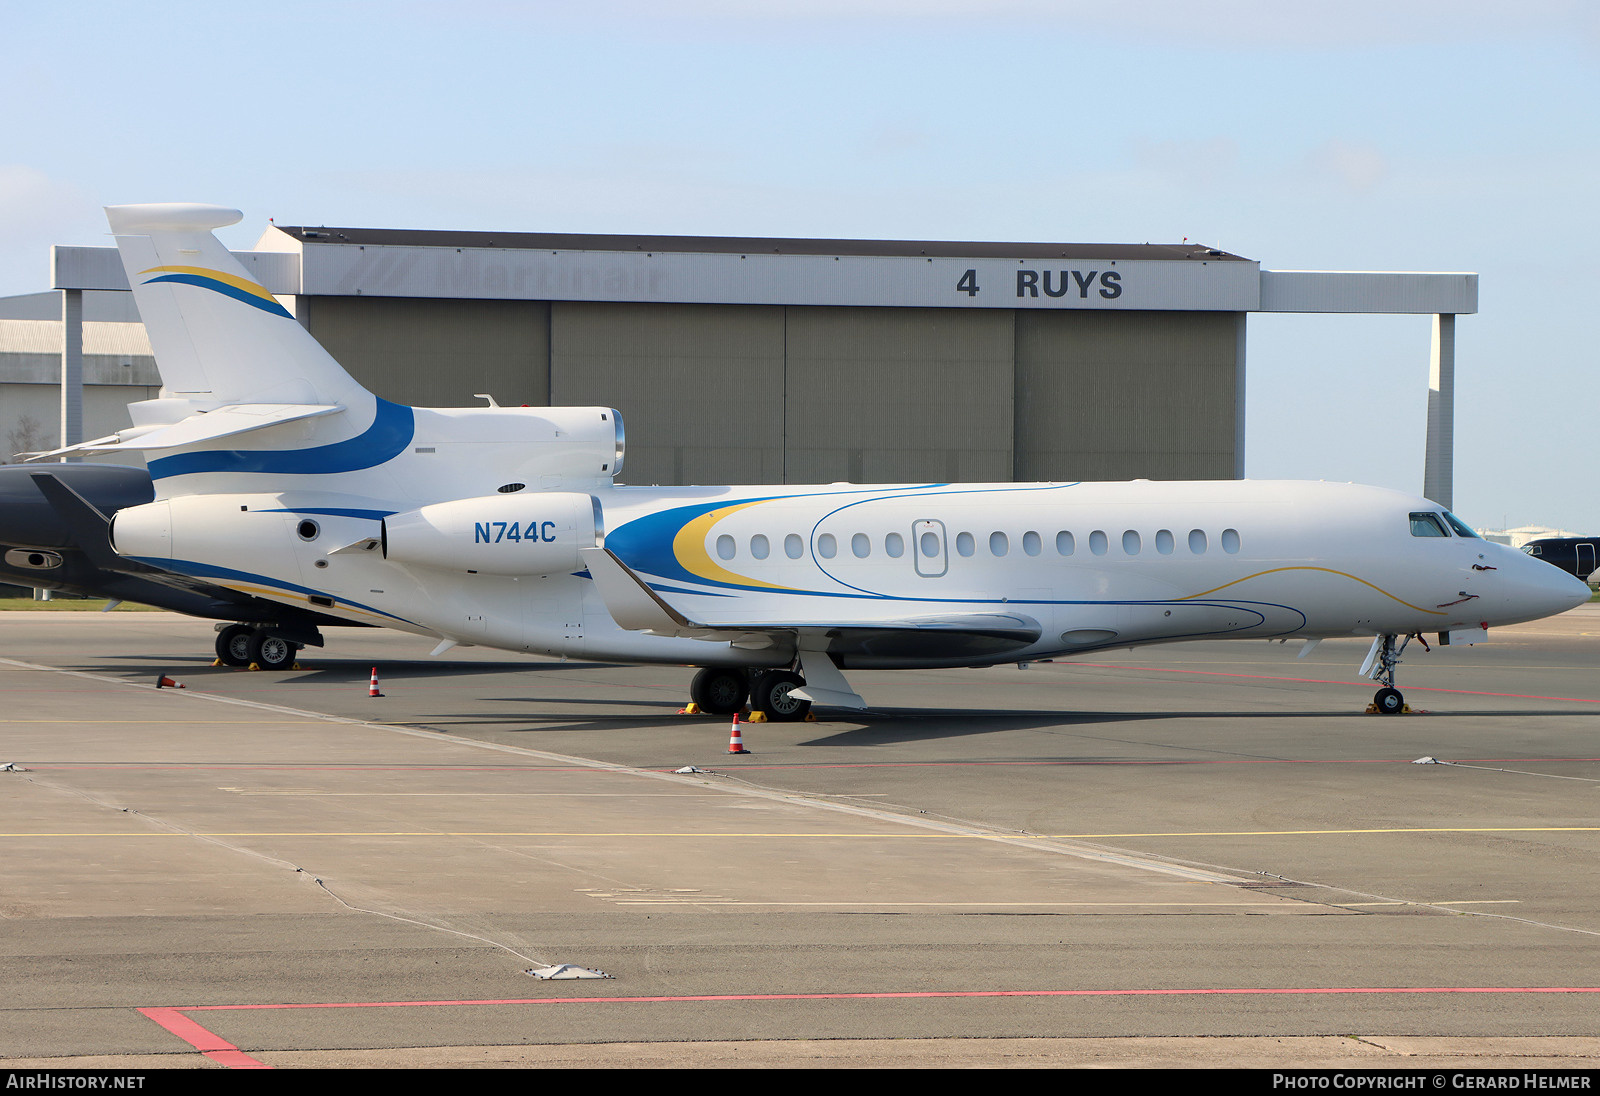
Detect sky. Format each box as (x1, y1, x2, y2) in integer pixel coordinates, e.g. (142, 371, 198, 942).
(2, 1, 1596, 531)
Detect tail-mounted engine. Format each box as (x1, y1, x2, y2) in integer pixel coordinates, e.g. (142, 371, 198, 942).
(381, 492, 601, 576)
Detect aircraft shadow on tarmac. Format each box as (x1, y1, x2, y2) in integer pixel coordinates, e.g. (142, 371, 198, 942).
(81, 655, 1595, 735)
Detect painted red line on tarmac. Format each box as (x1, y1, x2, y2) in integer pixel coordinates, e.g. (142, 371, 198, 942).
(1073, 663, 1600, 705)
(132, 985, 1600, 1066)
(137, 1006, 270, 1069)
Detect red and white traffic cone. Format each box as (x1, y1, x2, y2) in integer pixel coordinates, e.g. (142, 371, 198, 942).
(154, 673, 185, 689)
(727, 712, 749, 754)
(368, 667, 384, 697)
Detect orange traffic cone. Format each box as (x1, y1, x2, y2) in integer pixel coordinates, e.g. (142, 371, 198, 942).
(155, 673, 185, 689)
(368, 667, 384, 697)
(727, 712, 749, 754)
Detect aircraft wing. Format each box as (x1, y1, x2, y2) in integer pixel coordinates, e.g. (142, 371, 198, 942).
(580, 546, 1042, 664)
(22, 403, 344, 460)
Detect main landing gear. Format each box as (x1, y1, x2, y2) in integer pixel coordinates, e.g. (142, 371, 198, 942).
(214, 624, 302, 671)
(1365, 632, 1426, 715)
(688, 666, 812, 723)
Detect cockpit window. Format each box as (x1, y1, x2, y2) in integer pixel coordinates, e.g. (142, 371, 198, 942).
(1525, 545, 1542, 556)
(1441, 512, 1479, 538)
(1409, 512, 1449, 537)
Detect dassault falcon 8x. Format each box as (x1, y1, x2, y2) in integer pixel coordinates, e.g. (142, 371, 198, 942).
(29, 203, 1589, 720)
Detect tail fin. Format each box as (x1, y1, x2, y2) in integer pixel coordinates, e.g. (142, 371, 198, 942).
(105, 204, 369, 408)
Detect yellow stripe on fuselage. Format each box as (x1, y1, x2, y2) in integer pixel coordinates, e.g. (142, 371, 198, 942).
(672, 501, 796, 591)
(1181, 566, 1447, 615)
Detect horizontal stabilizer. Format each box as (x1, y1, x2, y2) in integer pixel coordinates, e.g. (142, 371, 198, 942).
(25, 404, 344, 460)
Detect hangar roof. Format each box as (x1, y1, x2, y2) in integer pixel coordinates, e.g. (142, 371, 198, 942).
(267, 225, 1252, 263)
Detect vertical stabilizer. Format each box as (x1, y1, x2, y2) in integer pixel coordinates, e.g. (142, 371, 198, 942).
(104, 204, 370, 408)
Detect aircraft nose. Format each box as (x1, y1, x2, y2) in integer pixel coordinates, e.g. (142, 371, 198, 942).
(1505, 551, 1593, 620)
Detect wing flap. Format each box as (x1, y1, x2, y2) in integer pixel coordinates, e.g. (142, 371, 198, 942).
(581, 547, 1042, 664)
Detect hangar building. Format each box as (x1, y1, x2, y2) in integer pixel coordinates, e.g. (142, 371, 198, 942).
(14, 221, 1476, 503)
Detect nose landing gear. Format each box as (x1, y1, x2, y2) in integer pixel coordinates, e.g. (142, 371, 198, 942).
(1363, 633, 1425, 715)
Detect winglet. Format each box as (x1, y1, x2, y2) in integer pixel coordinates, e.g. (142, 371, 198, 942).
(580, 547, 697, 632)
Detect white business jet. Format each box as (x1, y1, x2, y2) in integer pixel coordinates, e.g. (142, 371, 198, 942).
(40, 204, 1589, 721)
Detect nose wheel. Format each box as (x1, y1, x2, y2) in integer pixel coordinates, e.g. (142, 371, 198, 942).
(1373, 686, 1405, 715)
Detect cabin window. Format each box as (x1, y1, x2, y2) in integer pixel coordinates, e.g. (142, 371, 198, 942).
(989, 531, 1009, 557)
(716, 535, 736, 560)
(1188, 529, 1207, 554)
(885, 532, 904, 558)
(1122, 530, 1141, 555)
(1056, 531, 1075, 556)
(920, 531, 940, 558)
(1155, 529, 1175, 555)
(955, 531, 975, 557)
(1221, 528, 1241, 554)
(1442, 512, 1480, 538)
(1089, 530, 1108, 556)
(851, 533, 871, 558)
(817, 533, 837, 559)
(785, 533, 803, 559)
(1022, 530, 1041, 557)
(1409, 512, 1449, 537)
(751, 534, 770, 560)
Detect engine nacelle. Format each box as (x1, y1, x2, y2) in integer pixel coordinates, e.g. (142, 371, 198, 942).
(382, 492, 601, 576)
(109, 499, 174, 560)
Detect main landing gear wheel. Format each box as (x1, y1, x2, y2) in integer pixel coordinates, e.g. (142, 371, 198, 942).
(752, 669, 811, 723)
(247, 631, 300, 671)
(690, 667, 749, 715)
(215, 624, 253, 667)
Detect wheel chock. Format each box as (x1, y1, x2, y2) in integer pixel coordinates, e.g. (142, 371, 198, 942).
(291, 662, 304, 671)
(248, 662, 263, 671)
(1364, 703, 1418, 715)
(676, 702, 702, 715)
(747, 710, 768, 723)
(804, 712, 818, 722)
(211, 659, 224, 668)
